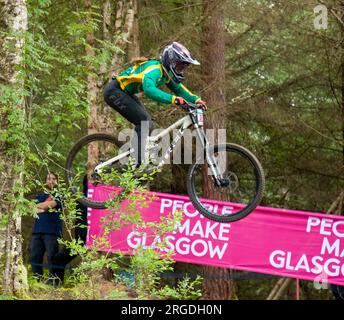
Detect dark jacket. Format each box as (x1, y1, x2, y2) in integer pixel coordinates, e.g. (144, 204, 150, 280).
(32, 191, 63, 236)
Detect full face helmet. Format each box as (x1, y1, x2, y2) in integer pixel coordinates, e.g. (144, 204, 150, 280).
(160, 42, 200, 83)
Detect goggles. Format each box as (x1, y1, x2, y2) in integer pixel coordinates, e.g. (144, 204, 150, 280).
(174, 61, 190, 74)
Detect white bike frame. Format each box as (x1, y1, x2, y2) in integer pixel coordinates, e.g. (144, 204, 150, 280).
(94, 108, 223, 180)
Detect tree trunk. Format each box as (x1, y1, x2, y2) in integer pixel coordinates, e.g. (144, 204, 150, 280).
(98, 0, 139, 135)
(97, 0, 114, 135)
(110, 0, 137, 76)
(85, 0, 100, 173)
(84, 0, 139, 185)
(200, 0, 232, 300)
(0, 0, 29, 296)
(85, 0, 140, 280)
(127, 0, 140, 61)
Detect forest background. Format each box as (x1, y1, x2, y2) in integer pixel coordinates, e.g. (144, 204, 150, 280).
(0, 0, 343, 300)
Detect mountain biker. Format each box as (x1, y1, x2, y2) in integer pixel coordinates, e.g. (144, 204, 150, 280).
(103, 41, 207, 168)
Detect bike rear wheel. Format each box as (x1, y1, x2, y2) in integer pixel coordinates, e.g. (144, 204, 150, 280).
(187, 143, 265, 223)
(65, 133, 125, 209)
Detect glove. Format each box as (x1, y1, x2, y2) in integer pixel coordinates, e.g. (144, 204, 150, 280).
(196, 99, 207, 109)
(174, 97, 186, 106)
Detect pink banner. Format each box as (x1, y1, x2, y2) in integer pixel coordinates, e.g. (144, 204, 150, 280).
(86, 184, 344, 285)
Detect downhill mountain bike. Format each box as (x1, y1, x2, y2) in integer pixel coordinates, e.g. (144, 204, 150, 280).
(65, 102, 265, 223)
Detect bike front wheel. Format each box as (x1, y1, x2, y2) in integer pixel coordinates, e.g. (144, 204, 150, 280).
(187, 143, 265, 223)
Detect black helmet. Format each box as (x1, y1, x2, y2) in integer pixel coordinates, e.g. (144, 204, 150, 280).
(160, 42, 200, 83)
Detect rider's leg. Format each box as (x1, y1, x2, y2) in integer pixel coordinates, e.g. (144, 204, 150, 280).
(103, 80, 153, 167)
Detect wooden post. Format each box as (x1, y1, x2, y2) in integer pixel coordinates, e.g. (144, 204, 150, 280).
(296, 279, 300, 300)
(267, 278, 288, 300)
(272, 278, 293, 300)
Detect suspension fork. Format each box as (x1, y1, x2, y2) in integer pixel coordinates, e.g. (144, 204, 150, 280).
(193, 125, 223, 186)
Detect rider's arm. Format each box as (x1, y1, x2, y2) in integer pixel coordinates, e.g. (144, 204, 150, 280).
(166, 79, 201, 104)
(142, 68, 177, 104)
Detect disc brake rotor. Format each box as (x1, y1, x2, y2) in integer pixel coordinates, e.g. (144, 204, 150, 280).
(222, 172, 239, 193)
(219, 172, 239, 193)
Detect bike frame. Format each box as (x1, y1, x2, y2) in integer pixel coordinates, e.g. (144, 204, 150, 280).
(94, 107, 223, 182)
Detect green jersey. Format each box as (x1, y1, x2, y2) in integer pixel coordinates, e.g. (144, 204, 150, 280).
(115, 59, 201, 104)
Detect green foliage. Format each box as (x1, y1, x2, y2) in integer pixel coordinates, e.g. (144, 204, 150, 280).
(129, 247, 175, 299)
(48, 165, 201, 300)
(1, 0, 342, 300)
(106, 288, 130, 300)
(154, 275, 202, 300)
(0, 295, 17, 300)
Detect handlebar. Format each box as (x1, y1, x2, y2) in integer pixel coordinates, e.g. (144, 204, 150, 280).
(178, 101, 206, 112)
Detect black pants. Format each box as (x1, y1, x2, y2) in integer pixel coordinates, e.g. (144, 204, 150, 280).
(103, 79, 153, 165)
(30, 234, 59, 279)
(331, 284, 344, 300)
(51, 199, 88, 284)
(51, 247, 76, 283)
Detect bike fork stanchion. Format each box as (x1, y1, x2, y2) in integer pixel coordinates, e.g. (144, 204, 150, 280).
(194, 126, 223, 185)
